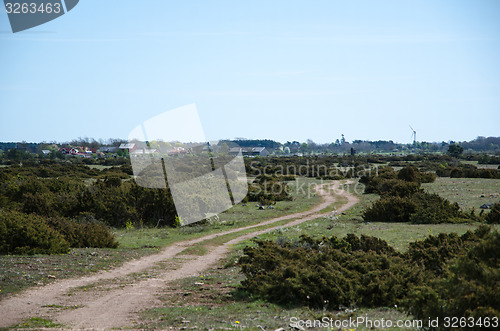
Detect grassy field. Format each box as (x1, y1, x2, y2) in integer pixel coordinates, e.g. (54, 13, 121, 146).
(0, 178, 322, 299)
(137, 178, 500, 329)
(422, 177, 500, 211)
(2, 176, 499, 329)
(235, 179, 500, 253)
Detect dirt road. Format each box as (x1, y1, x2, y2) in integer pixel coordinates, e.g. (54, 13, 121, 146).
(0, 180, 359, 330)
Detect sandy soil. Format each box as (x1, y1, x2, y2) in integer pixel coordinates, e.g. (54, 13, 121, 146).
(0, 180, 359, 330)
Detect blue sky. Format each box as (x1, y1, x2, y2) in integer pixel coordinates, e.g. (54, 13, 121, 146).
(1, 0, 499, 144)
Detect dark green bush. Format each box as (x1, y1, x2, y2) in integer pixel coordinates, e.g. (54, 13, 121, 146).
(239, 227, 498, 318)
(363, 191, 469, 224)
(397, 166, 436, 183)
(104, 176, 122, 187)
(409, 192, 464, 224)
(418, 171, 437, 183)
(376, 179, 422, 198)
(78, 181, 136, 227)
(239, 234, 425, 309)
(45, 216, 118, 248)
(404, 226, 491, 276)
(361, 166, 435, 195)
(485, 203, 500, 224)
(359, 166, 397, 193)
(244, 177, 292, 205)
(405, 228, 500, 327)
(0, 209, 70, 255)
(0, 165, 180, 228)
(362, 196, 416, 223)
(362, 164, 466, 224)
(436, 167, 451, 177)
(438, 165, 500, 179)
(397, 166, 419, 182)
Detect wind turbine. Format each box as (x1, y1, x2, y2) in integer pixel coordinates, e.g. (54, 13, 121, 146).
(409, 125, 417, 146)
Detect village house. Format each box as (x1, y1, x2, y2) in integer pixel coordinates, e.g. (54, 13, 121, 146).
(56, 146, 95, 157)
(168, 146, 189, 156)
(119, 143, 137, 153)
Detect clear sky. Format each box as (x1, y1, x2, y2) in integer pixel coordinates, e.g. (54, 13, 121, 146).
(1, 0, 499, 144)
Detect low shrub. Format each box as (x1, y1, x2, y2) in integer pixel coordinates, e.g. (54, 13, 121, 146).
(408, 192, 464, 224)
(45, 216, 118, 248)
(244, 177, 292, 205)
(362, 168, 469, 226)
(404, 226, 491, 276)
(363, 192, 468, 224)
(419, 171, 437, 183)
(362, 196, 416, 223)
(437, 165, 500, 179)
(360, 166, 435, 195)
(376, 179, 421, 198)
(485, 203, 500, 224)
(0, 209, 70, 255)
(239, 227, 499, 321)
(359, 166, 397, 193)
(397, 166, 419, 182)
(239, 234, 425, 309)
(405, 228, 500, 327)
(398, 166, 437, 183)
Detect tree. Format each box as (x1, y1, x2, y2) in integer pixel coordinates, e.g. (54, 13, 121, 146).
(6, 149, 32, 160)
(447, 144, 463, 157)
(148, 140, 161, 150)
(49, 150, 65, 160)
(306, 139, 317, 151)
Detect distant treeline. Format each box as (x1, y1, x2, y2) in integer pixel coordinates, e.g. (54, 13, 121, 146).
(220, 139, 282, 149)
(287, 136, 500, 154)
(218, 136, 500, 153)
(0, 138, 127, 154)
(1, 136, 500, 155)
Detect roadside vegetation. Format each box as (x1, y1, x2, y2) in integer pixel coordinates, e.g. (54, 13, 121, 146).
(1, 152, 500, 329)
(136, 180, 499, 330)
(360, 166, 477, 224)
(0, 175, 321, 298)
(136, 160, 500, 329)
